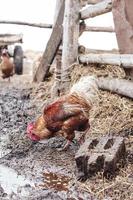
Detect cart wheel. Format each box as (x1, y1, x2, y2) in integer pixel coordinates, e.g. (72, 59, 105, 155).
(14, 45, 23, 75)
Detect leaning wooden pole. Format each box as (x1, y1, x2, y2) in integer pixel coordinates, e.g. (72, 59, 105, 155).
(51, 0, 64, 99)
(61, 0, 80, 93)
(33, 0, 65, 82)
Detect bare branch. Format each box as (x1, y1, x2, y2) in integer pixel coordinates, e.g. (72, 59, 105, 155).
(0, 20, 52, 29)
(85, 26, 115, 32)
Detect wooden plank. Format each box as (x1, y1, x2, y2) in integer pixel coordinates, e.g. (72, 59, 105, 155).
(33, 1, 65, 82)
(80, 0, 112, 20)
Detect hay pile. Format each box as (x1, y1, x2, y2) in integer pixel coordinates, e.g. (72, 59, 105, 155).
(71, 63, 126, 84)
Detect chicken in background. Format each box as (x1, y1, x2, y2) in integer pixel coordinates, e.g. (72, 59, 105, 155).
(27, 76, 99, 150)
(0, 49, 14, 81)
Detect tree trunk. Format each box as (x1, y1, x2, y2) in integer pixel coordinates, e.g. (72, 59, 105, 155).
(97, 77, 133, 99)
(79, 54, 133, 68)
(61, 0, 80, 93)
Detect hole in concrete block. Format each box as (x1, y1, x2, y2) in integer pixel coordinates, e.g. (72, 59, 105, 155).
(104, 138, 114, 149)
(88, 139, 99, 149)
(97, 155, 105, 168)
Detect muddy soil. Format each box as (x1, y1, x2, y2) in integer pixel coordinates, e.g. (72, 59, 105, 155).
(0, 77, 93, 200)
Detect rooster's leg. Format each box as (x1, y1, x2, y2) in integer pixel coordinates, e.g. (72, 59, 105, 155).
(57, 140, 71, 151)
(78, 132, 86, 145)
(79, 124, 90, 145)
(62, 140, 71, 150)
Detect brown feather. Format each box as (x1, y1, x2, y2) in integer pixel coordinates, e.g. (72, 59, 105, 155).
(0, 53, 14, 79)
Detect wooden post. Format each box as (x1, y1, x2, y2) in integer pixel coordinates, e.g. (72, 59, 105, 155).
(112, 0, 133, 79)
(51, 0, 63, 99)
(61, 0, 80, 93)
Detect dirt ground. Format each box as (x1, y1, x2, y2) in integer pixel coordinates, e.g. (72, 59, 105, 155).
(0, 53, 133, 200)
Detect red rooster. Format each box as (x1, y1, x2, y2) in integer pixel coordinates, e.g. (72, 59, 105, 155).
(27, 76, 98, 150)
(0, 49, 14, 81)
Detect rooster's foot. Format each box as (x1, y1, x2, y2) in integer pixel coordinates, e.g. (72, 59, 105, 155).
(57, 140, 71, 151)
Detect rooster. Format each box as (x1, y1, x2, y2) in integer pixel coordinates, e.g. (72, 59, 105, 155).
(0, 49, 14, 81)
(27, 76, 99, 150)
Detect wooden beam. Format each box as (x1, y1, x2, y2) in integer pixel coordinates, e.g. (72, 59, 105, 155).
(55, 46, 119, 55)
(0, 20, 52, 29)
(85, 48, 119, 54)
(61, 0, 80, 93)
(79, 54, 133, 68)
(87, 0, 104, 4)
(33, 1, 65, 82)
(0, 34, 22, 45)
(80, 0, 112, 20)
(81, 0, 104, 6)
(85, 25, 115, 32)
(97, 77, 133, 99)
